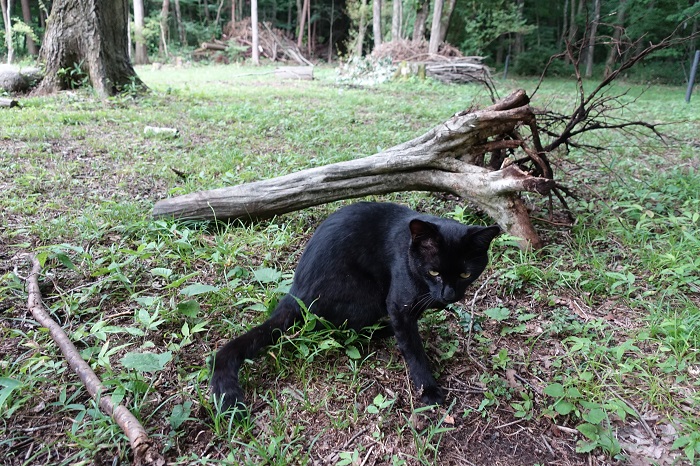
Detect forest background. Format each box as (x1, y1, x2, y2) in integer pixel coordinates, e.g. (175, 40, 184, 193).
(2, 0, 699, 83)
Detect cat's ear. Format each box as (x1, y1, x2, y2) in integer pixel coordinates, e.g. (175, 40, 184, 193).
(409, 219, 439, 243)
(465, 225, 501, 250)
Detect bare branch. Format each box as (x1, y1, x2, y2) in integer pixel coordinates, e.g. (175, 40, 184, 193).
(20, 254, 165, 466)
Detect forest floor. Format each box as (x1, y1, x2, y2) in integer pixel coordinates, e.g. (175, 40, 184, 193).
(1, 64, 699, 466)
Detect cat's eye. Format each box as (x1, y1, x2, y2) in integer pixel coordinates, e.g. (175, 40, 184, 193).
(460, 272, 472, 279)
(428, 270, 440, 277)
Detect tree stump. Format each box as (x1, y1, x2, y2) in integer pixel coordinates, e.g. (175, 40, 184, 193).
(153, 89, 554, 249)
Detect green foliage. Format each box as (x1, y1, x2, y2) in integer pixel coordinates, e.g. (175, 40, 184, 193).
(57, 61, 90, 89)
(453, 0, 535, 55)
(513, 46, 569, 77)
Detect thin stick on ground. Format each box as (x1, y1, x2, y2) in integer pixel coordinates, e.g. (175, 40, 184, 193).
(21, 253, 166, 466)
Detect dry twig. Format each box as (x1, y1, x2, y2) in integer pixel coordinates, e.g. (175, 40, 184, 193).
(21, 253, 165, 466)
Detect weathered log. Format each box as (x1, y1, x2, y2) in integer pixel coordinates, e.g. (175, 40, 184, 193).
(153, 89, 554, 249)
(0, 97, 19, 108)
(274, 66, 314, 80)
(201, 42, 228, 51)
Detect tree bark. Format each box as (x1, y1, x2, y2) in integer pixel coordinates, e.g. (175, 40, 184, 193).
(412, 0, 428, 41)
(133, 0, 150, 64)
(428, 0, 443, 54)
(1, 0, 12, 63)
(203, 0, 211, 22)
(35, 0, 144, 98)
(437, 0, 455, 44)
(391, 0, 400, 41)
(251, 0, 260, 64)
(355, 0, 368, 56)
(558, 0, 568, 51)
(584, 0, 601, 77)
(159, 0, 170, 57)
(513, 0, 525, 55)
(604, 0, 626, 77)
(297, 0, 309, 48)
(20, 0, 37, 55)
(173, 0, 185, 44)
(373, 0, 381, 49)
(153, 90, 554, 249)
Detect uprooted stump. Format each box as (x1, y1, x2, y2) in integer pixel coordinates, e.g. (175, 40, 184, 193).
(152, 89, 555, 249)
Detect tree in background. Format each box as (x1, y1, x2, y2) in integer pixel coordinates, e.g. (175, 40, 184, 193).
(133, 0, 150, 64)
(0, 0, 697, 85)
(447, 0, 533, 57)
(372, 0, 381, 48)
(20, 0, 37, 55)
(36, 0, 144, 97)
(1, 0, 12, 63)
(159, 0, 170, 57)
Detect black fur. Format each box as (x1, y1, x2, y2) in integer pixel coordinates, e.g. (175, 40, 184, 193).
(211, 202, 500, 412)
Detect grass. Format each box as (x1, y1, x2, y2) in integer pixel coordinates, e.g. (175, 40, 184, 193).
(1, 63, 699, 465)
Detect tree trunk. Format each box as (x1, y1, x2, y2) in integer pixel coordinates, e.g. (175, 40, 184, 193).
(306, 0, 311, 55)
(373, 0, 381, 49)
(437, 0, 455, 44)
(297, 0, 309, 48)
(391, 0, 400, 41)
(159, 0, 170, 57)
(203, 0, 211, 22)
(513, 0, 525, 55)
(412, 0, 428, 41)
(328, 0, 334, 62)
(584, 0, 600, 77)
(251, 0, 260, 64)
(295, 0, 302, 39)
(174, 0, 186, 45)
(1, 0, 13, 64)
(428, 0, 443, 54)
(604, 0, 626, 77)
(153, 90, 554, 250)
(133, 0, 150, 64)
(35, 0, 144, 98)
(355, 0, 368, 56)
(20, 0, 37, 55)
(565, 0, 579, 63)
(558, 0, 568, 50)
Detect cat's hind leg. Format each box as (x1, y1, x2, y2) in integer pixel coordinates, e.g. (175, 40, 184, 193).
(210, 296, 302, 413)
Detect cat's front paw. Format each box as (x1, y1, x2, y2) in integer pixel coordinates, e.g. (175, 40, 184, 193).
(420, 385, 445, 406)
(210, 370, 247, 416)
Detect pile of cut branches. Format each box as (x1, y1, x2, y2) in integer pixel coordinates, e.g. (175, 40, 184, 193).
(370, 39, 491, 84)
(371, 39, 464, 62)
(195, 19, 311, 66)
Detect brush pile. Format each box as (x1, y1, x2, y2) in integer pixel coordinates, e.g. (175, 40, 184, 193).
(195, 19, 311, 66)
(370, 39, 492, 84)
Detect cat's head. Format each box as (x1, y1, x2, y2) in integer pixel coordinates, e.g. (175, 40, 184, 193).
(408, 219, 501, 306)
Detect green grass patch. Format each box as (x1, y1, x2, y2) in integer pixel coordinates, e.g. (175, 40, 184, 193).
(1, 65, 699, 465)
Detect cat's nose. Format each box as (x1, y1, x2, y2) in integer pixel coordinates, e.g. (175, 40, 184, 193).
(442, 286, 456, 302)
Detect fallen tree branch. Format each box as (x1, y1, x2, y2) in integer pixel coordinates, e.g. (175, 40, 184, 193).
(153, 89, 554, 249)
(0, 97, 19, 108)
(21, 253, 165, 466)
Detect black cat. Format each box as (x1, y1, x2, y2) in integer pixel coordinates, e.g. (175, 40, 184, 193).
(211, 202, 500, 412)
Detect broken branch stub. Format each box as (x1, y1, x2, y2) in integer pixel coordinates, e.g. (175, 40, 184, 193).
(153, 89, 553, 249)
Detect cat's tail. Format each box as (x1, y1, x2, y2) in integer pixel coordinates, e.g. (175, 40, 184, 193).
(210, 295, 302, 414)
